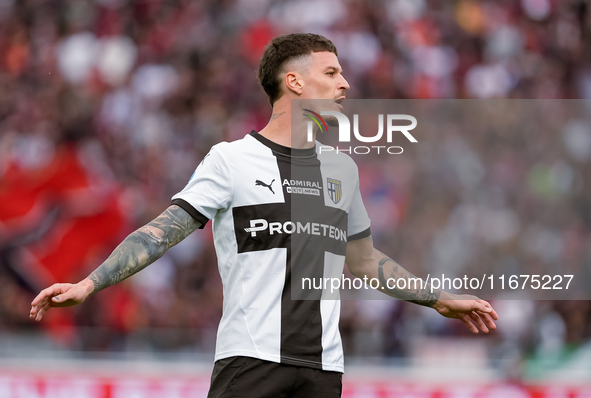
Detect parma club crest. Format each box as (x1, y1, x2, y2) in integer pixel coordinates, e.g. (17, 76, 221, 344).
(327, 178, 342, 204)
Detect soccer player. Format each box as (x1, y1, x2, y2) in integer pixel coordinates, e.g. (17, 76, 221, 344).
(30, 33, 498, 397)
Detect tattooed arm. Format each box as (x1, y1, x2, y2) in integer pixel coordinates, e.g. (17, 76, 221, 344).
(345, 235, 499, 333)
(88, 205, 201, 292)
(30, 205, 201, 321)
(345, 235, 440, 306)
(375, 252, 440, 306)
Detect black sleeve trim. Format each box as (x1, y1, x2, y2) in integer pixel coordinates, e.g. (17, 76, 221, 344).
(348, 227, 371, 242)
(171, 199, 209, 228)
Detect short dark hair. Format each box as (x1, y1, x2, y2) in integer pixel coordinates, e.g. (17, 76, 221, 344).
(257, 33, 338, 106)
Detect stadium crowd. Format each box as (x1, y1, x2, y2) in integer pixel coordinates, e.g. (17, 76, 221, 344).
(1, 0, 591, 375)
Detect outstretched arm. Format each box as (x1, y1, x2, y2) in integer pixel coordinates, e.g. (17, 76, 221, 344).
(29, 205, 201, 321)
(345, 235, 498, 333)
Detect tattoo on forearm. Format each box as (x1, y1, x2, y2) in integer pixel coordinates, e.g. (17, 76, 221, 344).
(88, 205, 201, 292)
(376, 251, 440, 307)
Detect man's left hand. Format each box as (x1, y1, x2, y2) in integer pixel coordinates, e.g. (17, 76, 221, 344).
(432, 291, 499, 333)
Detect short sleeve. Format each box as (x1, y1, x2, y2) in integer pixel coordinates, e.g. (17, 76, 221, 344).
(171, 143, 232, 228)
(347, 171, 371, 241)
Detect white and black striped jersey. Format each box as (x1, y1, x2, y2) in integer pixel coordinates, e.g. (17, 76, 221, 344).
(171, 131, 371, 373)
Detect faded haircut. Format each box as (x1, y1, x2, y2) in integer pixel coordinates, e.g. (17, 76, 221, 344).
(257, 33, 338, 106)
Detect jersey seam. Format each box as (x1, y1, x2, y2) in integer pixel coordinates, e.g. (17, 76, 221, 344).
(214, 350, 344, 372)
(217, 144, 259, 356)
(348, 226, 371, 241)
(226, 136, 268, 358)
(237, 264, 262, 358)
(214, 144, 234, 212)
(215, 351, 344, 373)
(248, 132, 318, 159)
(280, 355, 322, 366)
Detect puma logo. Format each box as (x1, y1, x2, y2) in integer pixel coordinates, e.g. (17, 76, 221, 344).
(255, 179, 275, 194)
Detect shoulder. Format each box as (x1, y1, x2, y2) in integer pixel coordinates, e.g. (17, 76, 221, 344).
(208, 134, 261, 158)
(203, 136, 245, 165)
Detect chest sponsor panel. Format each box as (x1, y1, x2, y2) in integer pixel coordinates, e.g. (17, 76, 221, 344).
(232, 203, 348, 256)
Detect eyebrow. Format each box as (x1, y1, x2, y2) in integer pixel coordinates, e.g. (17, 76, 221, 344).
(325, 66, 343, 73)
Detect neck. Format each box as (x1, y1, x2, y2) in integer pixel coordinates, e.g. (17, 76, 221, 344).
(258, 99, 314, 149)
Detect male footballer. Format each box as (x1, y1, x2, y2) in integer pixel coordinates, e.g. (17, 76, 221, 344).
(30, 33, 498, 398)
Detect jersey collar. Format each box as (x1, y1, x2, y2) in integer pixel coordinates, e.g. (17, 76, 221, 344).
(250, 131, 317, 158)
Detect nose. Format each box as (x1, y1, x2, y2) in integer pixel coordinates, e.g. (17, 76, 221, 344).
(339, 74, 350, 91)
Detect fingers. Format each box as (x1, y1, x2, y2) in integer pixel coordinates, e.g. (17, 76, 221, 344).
(30, 296, 50, 320)
(458, 313, 479, 334)
(468, 311, 488, 333)
(479, 312, 497, 330)
(486, 306, 499, 321)
(52, 292, 67, 304)
(31, 284, 70, 305)
(462, 310, 499, 334)
(473, 299, 499, 329)
(29, 283, 74, 321)
(471, 299, 492, 314)
(30, 286, 58, 306)
(51, 290, 76, 307)
(35, 303, 50, 321)
(30, 300, 52, 321)
(460, 311, 493, 334)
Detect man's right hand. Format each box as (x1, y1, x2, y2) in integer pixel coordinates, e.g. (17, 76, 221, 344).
(29, 278, 95, 321)
(29, 205, 201, 322)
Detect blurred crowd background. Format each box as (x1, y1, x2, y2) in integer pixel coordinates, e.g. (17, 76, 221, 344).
(1, 0, 591, 380)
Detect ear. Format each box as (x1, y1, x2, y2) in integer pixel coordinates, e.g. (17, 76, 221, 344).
(284, 71, 304, 96)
